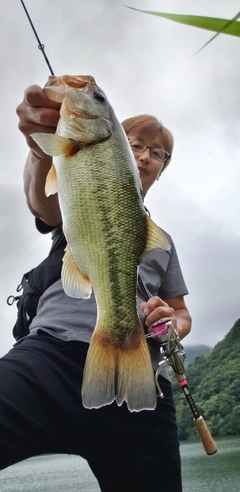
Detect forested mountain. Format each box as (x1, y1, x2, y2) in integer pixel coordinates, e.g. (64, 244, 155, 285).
(184, 344, 212, 364)
(171, 319, 240, 440)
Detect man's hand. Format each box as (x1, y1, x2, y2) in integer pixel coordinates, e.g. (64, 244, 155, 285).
(17, 84, 62, 226)
(141, 296, 177, 330)
(16, 85, 61, 157)
(141, 295, 192, 341)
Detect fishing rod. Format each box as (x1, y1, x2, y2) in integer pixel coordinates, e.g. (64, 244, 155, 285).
(138, 275, 217, 455)
(19, 0, 54, 75)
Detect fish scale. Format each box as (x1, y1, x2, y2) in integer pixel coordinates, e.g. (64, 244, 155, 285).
(31, 74, 170, 412)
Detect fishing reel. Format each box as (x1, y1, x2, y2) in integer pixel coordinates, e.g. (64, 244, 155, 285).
(146, 318, 217, 455)
(146, 318, 186, 398)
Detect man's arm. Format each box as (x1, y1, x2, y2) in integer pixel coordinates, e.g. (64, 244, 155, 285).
(165, 295, 191, 340)
(17, 84, 62, 226)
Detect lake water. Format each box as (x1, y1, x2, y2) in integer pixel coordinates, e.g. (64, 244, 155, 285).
(181, 435, 240, 492)
(0, 436, 239, 491)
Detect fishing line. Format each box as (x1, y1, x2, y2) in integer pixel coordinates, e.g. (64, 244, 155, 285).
(19, 0, 54, 75)
(0, 158, 47, 184)
(0, 171, 25, 183)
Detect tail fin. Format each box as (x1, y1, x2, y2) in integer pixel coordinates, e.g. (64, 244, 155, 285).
(81, 331, 157, 412)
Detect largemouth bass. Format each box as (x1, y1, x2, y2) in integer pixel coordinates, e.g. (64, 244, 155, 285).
(32, 75, 170, 412)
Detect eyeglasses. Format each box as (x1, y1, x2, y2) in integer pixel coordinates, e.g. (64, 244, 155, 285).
(128, 138, 170, 163)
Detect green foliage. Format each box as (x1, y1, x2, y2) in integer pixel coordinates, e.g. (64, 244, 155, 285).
(126, 7, 240, 54)
(172, 319, 240, 440)
(126, 8, 240, 37)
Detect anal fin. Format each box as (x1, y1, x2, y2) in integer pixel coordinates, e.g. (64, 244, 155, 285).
(45, 164, 58, 196)
(62, 245, 92, 298)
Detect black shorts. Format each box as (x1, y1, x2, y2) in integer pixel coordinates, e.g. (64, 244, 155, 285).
(0, 333, 182, 492)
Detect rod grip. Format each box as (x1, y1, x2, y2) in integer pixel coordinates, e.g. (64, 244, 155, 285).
(194, 416, 217, 455)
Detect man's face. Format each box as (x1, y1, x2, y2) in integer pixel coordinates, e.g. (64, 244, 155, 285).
(127, 130, 167, 196)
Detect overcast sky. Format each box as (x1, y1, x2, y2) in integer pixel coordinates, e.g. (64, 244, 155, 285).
(0, 0, 240, 356)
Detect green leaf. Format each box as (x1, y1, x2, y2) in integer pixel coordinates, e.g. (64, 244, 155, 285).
(126, 8, 240, 37)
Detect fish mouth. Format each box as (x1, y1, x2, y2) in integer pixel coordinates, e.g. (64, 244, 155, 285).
(44, 75, 96, 103)
(47, 74, 96, 89)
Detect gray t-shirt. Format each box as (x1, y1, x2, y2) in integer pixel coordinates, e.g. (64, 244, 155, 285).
(29, 229, 188, 372)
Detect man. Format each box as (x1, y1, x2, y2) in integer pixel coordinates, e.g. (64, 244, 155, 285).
(0, 83, 191, 491)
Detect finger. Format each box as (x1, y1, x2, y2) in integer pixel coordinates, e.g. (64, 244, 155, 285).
(17, 105, 60, 131)
(24, 85, 61, 110)
(16, 85, 61, 133)
(16, 85, 61, 155)
(141, 296, 168, 316)
(145, 306, 175, 328)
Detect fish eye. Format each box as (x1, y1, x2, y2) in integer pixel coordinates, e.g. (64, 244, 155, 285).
(93, 92, 105, 103)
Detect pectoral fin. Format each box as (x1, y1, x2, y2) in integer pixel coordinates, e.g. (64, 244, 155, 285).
(31, 133, 77, 156)
(141, 216, 170, 259)
(62, 245, 92, 298)
(45, 164, 58, 196)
